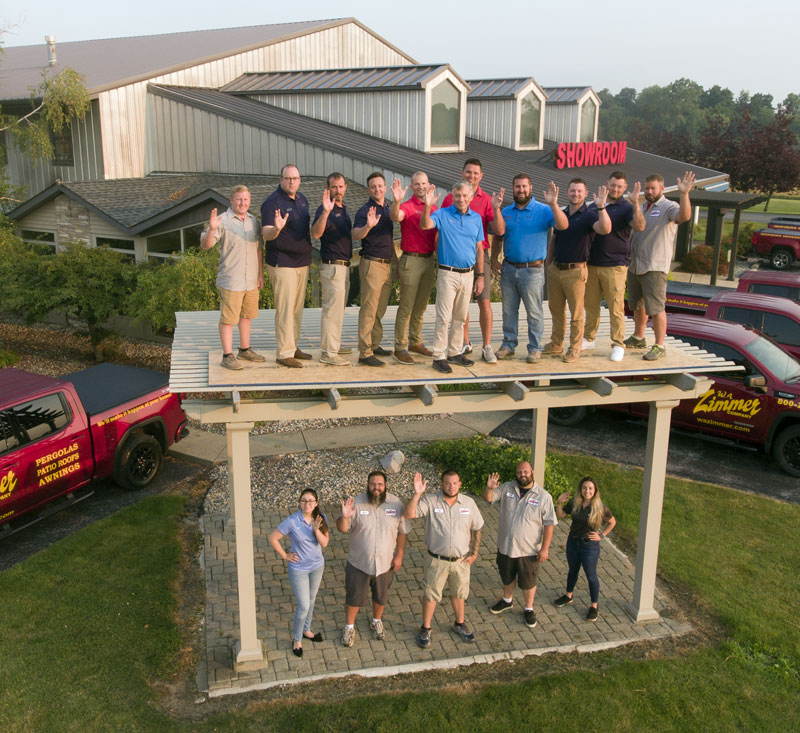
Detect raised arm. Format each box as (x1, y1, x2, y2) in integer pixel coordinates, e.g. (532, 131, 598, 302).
(544, 182, 568, 230)
(482, 472, 500, 503)
(310, 189, 334, 239)
(352, 206, 381, 241)
(420, 186, 440, 230)
(403, 472, 427, 518)
(592, 185, 612, 235)
(200, 208, 220, 249)
(390, 179, 408, 222)
(490, 189, 506, 236)
(262, 209, 289, 241)
(628, 182, 646, 231)
(335, 496, 355, 533)
(676, 170, 695, 224)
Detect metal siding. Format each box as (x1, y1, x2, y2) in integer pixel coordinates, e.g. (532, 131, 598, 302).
(466, 98, 514, 148)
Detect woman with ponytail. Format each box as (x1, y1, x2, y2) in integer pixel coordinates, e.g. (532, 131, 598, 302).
(554, 476, 616, 621)
(269, 489, 329, 656)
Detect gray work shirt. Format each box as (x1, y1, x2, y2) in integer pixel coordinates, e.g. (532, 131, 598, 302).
(346, 492, 409, 576)
(416, 491, 484, 558)
(489, 481, 557, 558)
(629, 196, 681, 275)
(205, 208, 262, 291)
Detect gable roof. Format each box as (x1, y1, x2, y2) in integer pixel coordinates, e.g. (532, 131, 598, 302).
(0, 18, 416, 101)
(222, 64, 464, 95)
(468, 78, 545, 100)
(544, 87, 596, 104)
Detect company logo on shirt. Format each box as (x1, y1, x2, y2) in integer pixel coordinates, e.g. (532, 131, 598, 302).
(384, 508, 397, 516)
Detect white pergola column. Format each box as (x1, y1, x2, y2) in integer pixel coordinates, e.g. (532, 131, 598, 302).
(625, 399, 678, 623)
(530, 406, 548, 482)
(225, 421, 266, 669)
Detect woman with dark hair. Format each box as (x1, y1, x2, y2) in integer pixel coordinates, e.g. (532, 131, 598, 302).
(554, 476, 616, 621)
(269, 489, 329, 656)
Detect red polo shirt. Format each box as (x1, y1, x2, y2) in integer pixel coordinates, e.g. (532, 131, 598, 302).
(442, 185, 495, 250)
(399, 196, 437, 254)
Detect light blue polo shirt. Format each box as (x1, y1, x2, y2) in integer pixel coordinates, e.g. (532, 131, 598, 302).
(277, 510, 327, 572)
(501, 200, 555, 263)
(430, 205, 484, 269)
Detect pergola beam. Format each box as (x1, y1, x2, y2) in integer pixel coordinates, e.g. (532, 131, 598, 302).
(577, 376, 616, 397)
(411, 384, 437, 406)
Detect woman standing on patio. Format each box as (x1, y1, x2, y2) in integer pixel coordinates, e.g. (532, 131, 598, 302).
(269, 489, 329, 657)
(554, 476, 616, 621)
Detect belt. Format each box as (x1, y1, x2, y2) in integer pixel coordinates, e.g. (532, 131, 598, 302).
(362, 254, 392, 264)
(439, 264, 474, 273)
(555, 262, 586, 270)
(322, 259, 350, 266)
(403, 251, 433, 258)
(428, 550, 463, 562)
(506, 260, 543, 268)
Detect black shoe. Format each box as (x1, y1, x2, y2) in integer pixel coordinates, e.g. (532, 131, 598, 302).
(490, 599, 513, 614)
(432, 359, 453, 373)
(447, 354, 474, 367)
(292, 645, 303, 657)
(554, 594, 574, 608)
(524, 609, 537, 628)
(373, 346, 392, 356)
(359, 355, 385, 367)
(587, 606, 599, 622)
(303, 632, 324, 642)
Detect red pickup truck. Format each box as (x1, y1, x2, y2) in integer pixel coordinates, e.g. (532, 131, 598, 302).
(550, 317, 800, 477)
(665, 270, 800, 315)
(751, 216, 800, 270)
(0, 363, 188, 534)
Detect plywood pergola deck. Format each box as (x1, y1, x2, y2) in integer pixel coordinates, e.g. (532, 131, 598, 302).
(171, 303, 738, 670)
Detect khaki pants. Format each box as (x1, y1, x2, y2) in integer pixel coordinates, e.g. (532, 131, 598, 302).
(358, 258, 392, 357)
(584, 265, 628, 347)
(433, 268, 473, 360)
(266, 264, 308, 359)
(319, 263, 349, 357)
(394, 254, 436, 350)
(546, 263, 587, 354)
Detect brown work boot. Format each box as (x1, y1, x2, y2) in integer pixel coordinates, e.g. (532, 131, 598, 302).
(277, 357, 303, 368)
(542, 342, 563, 355)
(409, 343, 433, 357)
(393, 350, 415, 364)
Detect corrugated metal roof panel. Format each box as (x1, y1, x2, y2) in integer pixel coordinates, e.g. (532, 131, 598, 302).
(544, 87, 592, 103)
(468, 78, 531, 99)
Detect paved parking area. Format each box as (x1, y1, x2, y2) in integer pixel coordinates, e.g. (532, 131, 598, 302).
(202, 504, 691, 697)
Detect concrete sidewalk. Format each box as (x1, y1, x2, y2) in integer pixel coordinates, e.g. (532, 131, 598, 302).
(169, 410, 516, 466)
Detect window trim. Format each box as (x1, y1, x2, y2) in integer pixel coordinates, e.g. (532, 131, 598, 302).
(515, 86, 545, 151)
(8, 391, 72, 449)
(424, 72, 466, 153)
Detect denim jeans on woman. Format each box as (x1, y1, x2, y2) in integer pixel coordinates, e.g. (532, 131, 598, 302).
(500, 261, 544, 354)
(565, 537, 601, 604)
(288, 563, 325, 642)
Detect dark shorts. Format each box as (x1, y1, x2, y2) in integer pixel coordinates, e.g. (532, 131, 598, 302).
(496, 551, 540, 591)
(345, 562, 394, 607)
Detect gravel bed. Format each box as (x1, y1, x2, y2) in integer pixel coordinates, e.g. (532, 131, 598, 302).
(204, 444, 440, 513)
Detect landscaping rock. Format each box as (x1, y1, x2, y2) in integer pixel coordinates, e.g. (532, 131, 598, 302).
(381, 449, 405, 473)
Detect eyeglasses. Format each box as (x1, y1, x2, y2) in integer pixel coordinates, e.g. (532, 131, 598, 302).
(299, 499, 317, 504)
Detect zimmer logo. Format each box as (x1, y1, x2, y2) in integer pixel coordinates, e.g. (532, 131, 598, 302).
(0, 468, 18, 501)
(692, 389, 761, 420)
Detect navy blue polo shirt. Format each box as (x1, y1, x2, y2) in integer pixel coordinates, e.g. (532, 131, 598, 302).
(553, 204, 598, 264)
(588, 199, 634, 267)
(354, 198, 394, 259)
(261, 187, 311, 268)
(313, 203, 352, 262)
(430, 205, 484, 269)
(500, 200, 555, 262)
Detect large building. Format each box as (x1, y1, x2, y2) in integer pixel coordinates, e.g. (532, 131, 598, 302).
(2, 18, 726, 261)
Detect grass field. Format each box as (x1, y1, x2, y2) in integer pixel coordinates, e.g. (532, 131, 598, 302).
(1, 450, 799, 731)
(747, 196, 800, 215)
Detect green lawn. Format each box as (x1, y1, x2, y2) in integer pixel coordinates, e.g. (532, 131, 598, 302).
(747, 196, 800, 215)
(1, 449, 799, 732)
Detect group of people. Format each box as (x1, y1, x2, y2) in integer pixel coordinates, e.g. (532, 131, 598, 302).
(268, 463, 615, 656)
(201, 160, 695, 372)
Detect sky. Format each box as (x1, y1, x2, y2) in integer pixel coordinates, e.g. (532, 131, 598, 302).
(3, 0, 796, 103)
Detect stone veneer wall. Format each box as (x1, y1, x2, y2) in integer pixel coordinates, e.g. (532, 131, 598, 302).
(55, 195, 91, 244)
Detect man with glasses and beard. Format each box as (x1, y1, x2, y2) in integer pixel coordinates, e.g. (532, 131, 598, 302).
(482, 461, 557, 629)
(336, 471, 409, 646)
(492, 176, 568, 363)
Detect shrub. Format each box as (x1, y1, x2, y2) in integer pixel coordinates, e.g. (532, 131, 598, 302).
(418, 435, 571, 500)
(721, 222, 760, 260)
(0, 349, 20, 367)
(680, 244, 728, 275)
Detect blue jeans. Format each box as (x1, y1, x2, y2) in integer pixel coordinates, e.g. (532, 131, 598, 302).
(500, 262, 544, 353)
(288, 563, 324, 642)
(565, 537, 601, 604)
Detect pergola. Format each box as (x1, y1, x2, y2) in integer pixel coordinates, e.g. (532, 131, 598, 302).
(669, 190, 767, 285)
(171, 304, 738, 670)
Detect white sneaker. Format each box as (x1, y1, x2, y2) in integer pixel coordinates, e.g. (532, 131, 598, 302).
(482, 345, 497, 363)
(460, 342, 473, 355)
(610, 345, 625, 362)
(581, 339, 595, 350)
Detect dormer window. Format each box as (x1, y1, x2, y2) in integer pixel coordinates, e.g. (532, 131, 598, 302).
(430, 78, 461, 148)
(518, 91, 543, 149)
(580, 98, 597, 142)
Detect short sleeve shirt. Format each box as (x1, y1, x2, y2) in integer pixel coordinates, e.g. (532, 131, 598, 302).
(489, 481, 557, 558)
(261, 188, 311, 268)
(276, 510, 326, 572)
(313, 202, 352, 262)
(564, 501, 613, 540)
(443, 186, 495, 249)
(589, 199, 634, 267)
(416, 491, 484, 557)
(206, 207, 262, 292)
(500, 200, 555, 263)
(430, 206, 484, 269)
(553, 203, 599, 264)
(399, 196, 437, 254)
(629, 196, 681, 274)
(354, 198, 394, 259)
(346, 492, 410, 576)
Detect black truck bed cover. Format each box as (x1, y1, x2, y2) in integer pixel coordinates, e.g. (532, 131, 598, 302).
(61, 363, 169, 417)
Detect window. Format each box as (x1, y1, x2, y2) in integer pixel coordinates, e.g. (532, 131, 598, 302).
(749, 283, 791, 298)
(9, 393, 70, 444)
(745, 334, 800, 384)
(762, 313, 800, 347)
(0, 411, 20, 456)
(146, 223, 204, 261)
(51, 127, 74, 166)
(21, 229, 56, 252)
(519, 91, 542, 148)
(719, 306, 762, 330)
(579, 98, 596, 142)
(701, 339, 755, 381)
(430, 79, 460, 148)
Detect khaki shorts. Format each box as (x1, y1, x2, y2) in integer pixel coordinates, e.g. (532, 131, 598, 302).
(626, 271, 667, 316)
(218, 287, 259, 325)
(423, 554, 471, 603)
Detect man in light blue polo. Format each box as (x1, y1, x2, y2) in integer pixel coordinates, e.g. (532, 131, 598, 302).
(493, 176, 568, 363)
(421, 181, 502, 373)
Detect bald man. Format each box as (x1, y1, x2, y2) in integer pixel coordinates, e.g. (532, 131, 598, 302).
(483, 462, 557, 629)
